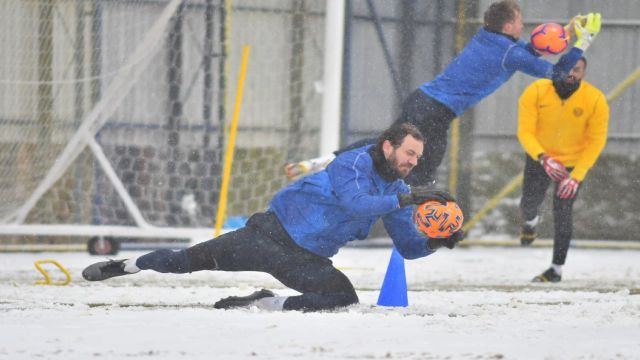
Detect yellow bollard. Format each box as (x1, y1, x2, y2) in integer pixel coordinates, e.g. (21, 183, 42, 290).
(34, 259, 72, 286)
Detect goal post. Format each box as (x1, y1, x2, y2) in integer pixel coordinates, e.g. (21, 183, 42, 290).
(0, 0, 331, 250)
(6, 0, 185, 226)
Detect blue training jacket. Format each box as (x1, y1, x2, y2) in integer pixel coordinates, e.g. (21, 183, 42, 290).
(420, 27, 583, 117)
(269, 146, 433, 260)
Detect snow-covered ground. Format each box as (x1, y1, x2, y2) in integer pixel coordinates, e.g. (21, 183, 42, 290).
(1, 245, 639, 360)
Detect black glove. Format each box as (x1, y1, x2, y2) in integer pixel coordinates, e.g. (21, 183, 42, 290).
(427, 230, 465, 250)
(397, 187, 456, 208)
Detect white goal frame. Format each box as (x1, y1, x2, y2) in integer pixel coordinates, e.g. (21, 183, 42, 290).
(0, 0, 215, 243)
(0, 0, 344, 245)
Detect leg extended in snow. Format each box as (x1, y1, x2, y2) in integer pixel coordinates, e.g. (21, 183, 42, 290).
(82, 212, 358, 312)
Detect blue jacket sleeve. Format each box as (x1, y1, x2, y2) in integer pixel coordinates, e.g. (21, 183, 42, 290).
(381, 206, 433, 260)
(504, 45, 583, 81)
(327, 151, 399, 218)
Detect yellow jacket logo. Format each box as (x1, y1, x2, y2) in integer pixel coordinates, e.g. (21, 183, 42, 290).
(573, 107, 584, 117)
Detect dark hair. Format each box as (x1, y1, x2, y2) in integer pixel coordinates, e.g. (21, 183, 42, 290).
(376, 122, 424, 150)
(484, 0, 520, 33)
(578, 56, 587, 69)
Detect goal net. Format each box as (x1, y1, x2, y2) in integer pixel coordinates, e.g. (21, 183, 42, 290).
(0, 0, 327, 248)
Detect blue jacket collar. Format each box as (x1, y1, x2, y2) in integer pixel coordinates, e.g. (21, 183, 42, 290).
(481, 26, 518, 42)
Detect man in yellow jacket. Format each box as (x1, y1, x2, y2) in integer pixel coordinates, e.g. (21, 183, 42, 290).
(517, 57, 609, 282)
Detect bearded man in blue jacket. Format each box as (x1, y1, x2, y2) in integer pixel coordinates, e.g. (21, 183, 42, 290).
(82, 123, 463, 312)
(286, 1, 602, 187)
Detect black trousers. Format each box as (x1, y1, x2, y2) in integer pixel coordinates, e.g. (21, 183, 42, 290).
(137, 212, 358, 311)
(340, 89, 456, 187)
(520, 155, 580, 265)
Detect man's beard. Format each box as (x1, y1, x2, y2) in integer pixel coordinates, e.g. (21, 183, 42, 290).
(387, 152, 413, 179)
(369, 146, 413, 181)
(553, 77, 581, 100)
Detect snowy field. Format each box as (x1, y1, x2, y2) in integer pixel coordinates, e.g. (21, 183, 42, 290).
(1, 244, 639, 360)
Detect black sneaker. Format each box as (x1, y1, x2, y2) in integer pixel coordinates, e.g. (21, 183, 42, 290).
(532, 267, 562, 283)
(82, 259, 130, 281)
(520, 224, 537, 246)
(214, 289, 275, 309)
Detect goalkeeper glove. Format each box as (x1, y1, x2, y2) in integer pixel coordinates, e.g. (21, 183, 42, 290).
(563, 14, 582, 38)
(428, 230, 465, 250)
(539, 154, 569, 182)
(574, 12, 601, 51)
(557, 177, 580, 199)
(397, 187, 456, 208)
